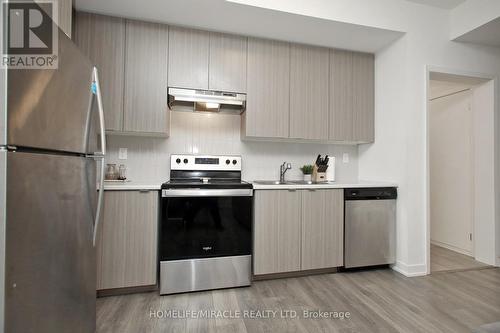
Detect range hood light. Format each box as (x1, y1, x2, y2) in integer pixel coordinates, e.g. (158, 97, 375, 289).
(205, 102, 220, 109)
(194, 102, 220, 112)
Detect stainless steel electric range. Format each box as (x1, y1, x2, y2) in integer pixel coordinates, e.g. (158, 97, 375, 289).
(159, 154, 253, 295)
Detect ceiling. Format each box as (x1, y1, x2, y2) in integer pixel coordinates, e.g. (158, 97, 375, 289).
(453, 17, 500, 47)
(429, 72, 488, 100)
(74, 0, 404, 53)
(405, 0, 465, 9)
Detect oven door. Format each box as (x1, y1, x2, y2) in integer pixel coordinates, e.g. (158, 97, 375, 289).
(160, 189, 253, 261)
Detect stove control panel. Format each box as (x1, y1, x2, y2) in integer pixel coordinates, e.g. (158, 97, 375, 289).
(170, 154, 242, 171)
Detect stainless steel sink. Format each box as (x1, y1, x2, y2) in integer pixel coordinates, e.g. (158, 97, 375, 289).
(253, 180, 337, 185)
(253, 180, 291, 185)
(286, 180, 337, 185)
(287, 180, 314, 185)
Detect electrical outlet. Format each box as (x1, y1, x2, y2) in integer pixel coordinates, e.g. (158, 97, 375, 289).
(342, 153, 349, 163)
(118, 148, 128, 160)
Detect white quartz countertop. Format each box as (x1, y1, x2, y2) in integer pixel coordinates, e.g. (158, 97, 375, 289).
(99, 180, 397, 191)
(250, 180, 398, 190)
(100, 181, 161, 191)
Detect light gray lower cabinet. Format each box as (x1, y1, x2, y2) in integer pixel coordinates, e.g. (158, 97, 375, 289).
(301, 189, 344, 270)
(254, 189, 343, 276)
(329, 50, 374, 143)
(253, 190, 301, 275)
(124, 20, 169, 135)
(289, 44, 329, 140)
(97, 191, 158, 290)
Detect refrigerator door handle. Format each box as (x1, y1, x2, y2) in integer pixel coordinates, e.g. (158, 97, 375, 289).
(91, 67, 106, 247)
(91, 67, 106, 157)
(93, 157, 105, 246)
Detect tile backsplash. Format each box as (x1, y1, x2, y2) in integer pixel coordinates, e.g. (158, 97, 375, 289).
(106, 112, 359, 183)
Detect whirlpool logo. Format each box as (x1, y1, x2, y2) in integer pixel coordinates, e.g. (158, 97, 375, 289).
(2, 0, 58, 69)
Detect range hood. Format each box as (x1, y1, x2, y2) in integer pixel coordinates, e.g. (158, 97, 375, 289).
(168, 87, 246, 114)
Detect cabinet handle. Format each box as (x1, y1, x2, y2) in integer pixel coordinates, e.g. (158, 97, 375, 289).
(139, 190, 150, 193)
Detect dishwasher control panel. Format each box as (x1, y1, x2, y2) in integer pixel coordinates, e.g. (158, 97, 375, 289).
(344, 187, 397, 200)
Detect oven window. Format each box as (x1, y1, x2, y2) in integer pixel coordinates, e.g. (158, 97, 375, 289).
(160, 196, 252, 260)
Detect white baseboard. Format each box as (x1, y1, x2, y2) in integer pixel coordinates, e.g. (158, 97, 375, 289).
(391, 261, 427, 277)
(431, 239, 472, 257)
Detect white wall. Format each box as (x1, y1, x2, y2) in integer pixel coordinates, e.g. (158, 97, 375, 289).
(105, 111, 359, 184)
(429, 89, 474, 255)
(472, 81, 496, 264)
(450, 0, 500, 40)
(358, 6, 500, 276)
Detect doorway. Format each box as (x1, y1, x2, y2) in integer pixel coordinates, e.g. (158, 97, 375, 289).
(427, 71, 495, 273)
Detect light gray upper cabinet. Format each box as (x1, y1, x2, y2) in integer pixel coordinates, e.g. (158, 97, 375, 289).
(58, 0, 72, 38)
(74, 12, 125, 132)
(301, 189, 344, 270)
(289, 44, 329, 140)
(352, 52, 375, 142)
(243, 38, 290, 139)
(38, 0, 72, 37)
(329, 50, 374, 143)
(254, 190, 301, 275)
(124, 20, 169, 135)
(209, 32, 247, 93)
(329, 49, 353, 141)
(168, 27, 209, 90)
(97, 190, 158, 290)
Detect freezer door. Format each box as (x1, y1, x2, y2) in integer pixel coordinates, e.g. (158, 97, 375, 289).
(7, 29, 94, 153)
(5, 151, 96, 333)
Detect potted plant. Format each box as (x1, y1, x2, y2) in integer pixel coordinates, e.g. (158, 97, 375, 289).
(300, 164, 314, 182)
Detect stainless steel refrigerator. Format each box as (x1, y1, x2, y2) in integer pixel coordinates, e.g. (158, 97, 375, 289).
(0, 22, 106, 333)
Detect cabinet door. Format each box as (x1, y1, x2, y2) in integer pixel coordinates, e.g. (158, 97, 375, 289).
(289, 44, 329, 140)
(209, 32, 247, 93)
(243, 38, 290, 139)
(97, 191, 158, 290)
(74, 12, 125, 131)
(168, 27, 209, 89)
(329, 49, 353, 141)
(301, 189, 343, 270)
(329, 50, 374, 142)
(254, 190, 301, 275)
(124, 20, 169, 135)
(352, 52, 375, 142)
(58, 0, 72, 38)
(39, 0, 72, 37)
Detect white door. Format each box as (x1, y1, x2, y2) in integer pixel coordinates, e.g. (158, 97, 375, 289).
(430, 90, 474, 255)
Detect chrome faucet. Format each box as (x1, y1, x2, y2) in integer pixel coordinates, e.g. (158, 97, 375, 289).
(280, 162, 292, 183)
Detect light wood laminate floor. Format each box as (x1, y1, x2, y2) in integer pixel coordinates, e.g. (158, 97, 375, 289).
(431, 244, 490, 273)
(97, 267, 500, 333)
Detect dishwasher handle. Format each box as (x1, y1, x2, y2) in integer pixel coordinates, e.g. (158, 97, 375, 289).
(344, 187, 397, 200)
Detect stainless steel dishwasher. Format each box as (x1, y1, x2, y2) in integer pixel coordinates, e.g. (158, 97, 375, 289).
(344, 187, 397, 268)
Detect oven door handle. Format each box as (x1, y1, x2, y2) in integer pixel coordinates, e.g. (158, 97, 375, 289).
(162, 189, 253, 197)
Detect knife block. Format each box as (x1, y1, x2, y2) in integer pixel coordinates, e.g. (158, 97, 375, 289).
(312, 165, 327, 182)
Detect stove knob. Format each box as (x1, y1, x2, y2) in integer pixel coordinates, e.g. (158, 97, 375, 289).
(226, 159, 230, 165)
(183, 158, 188, 164)
(232, 159, 237, 165)
(175, 158, 181, 164)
